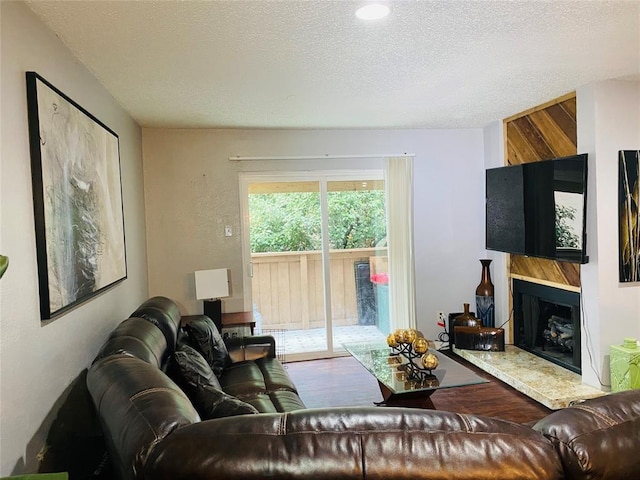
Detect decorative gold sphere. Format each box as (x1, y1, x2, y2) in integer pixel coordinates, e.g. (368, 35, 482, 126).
(420, 376, 440, 388)
(421, 352, 439, 370)
(412, 336, 429, 354)
(404, 329, 418, 344)
(394, 329, 407, 344)
(386, 333, 398, 348)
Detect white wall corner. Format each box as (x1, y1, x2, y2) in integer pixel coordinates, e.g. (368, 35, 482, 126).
(577, 79, 640, 390)
(482, 120, 510, 339)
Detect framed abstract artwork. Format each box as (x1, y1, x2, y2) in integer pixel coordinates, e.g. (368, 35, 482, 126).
(619, 150, 639, 283)
(26, 72, 127, 319)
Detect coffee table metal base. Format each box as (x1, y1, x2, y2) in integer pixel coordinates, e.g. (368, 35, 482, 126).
(374, 380, 436, 409)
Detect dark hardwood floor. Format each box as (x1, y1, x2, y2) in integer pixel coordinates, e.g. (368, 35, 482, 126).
(286, 351, 552, 424)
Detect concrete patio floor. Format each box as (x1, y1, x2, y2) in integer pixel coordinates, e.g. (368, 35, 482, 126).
(259, 324, 386, 360)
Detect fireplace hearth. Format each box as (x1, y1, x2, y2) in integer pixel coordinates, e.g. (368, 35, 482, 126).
(513, 279, 581, 374)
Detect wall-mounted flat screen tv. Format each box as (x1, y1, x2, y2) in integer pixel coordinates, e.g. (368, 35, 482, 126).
(486, 154, 588, 264)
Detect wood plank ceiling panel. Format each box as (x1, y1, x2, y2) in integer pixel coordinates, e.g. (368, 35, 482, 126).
(527, 110, 576, 157)
(546, 101, 576, 141)
(504, 93, 580, 288)
(506, 122, 540, 165)
(511, 116, 556, 161)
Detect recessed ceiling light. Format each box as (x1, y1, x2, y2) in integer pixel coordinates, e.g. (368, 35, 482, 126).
(356, 4, 390, 20)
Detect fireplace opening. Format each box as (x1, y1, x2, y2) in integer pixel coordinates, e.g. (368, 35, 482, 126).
(513, 279, 581, 374)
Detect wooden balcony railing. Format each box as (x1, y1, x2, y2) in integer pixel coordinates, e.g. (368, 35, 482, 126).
(251, 247, 387, 331)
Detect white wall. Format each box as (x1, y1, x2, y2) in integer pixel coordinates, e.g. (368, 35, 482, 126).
(482, 121, 510, 338)
(142, 128, 486, 340)
(578, 79, 640, 388)
(0, 2, 148, 474)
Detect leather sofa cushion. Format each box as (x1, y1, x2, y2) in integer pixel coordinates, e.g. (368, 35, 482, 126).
(95, 317, 167, 366)
(182, 315, 230, 376)
(239, 391, 307, 413)
(268, 390, 307, 412)
(240, 393, 279, 413)
(219, 361, 268, 396)
(219, 358, 298, 397)
(533, 389, 640, 479)
(218, 358, 305, 413)
(194, 383, 259, 419)
(143, 407, 563, 480)
(257, 357, 299, 392)
(131, 296, 181, 353)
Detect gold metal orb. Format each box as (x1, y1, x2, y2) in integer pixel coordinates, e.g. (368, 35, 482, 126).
(404, 329, 418, 344)
(412, 337, 429, 354)
(387, 333, 398, 347)
(421, 352, 439, 370)
(394, 329, 407, 344)
(420, 376, 440, 388)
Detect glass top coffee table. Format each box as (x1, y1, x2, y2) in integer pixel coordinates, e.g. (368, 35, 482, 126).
(343, 342, 488, 409)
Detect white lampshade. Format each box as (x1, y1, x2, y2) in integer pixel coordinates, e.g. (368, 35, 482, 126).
(194, 268, 229, 300)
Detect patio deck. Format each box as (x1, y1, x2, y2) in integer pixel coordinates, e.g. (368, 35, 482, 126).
(259, 325, 386, 359)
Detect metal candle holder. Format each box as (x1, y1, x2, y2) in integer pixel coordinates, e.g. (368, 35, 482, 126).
(388, 329, 439, 381)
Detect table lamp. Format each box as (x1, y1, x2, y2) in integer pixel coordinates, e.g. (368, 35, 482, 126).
(195, 268, 229, 332)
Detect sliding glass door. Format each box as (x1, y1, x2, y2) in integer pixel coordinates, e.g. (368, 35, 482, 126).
(240, 172, 388, 361)
(326, 179, 388, 353)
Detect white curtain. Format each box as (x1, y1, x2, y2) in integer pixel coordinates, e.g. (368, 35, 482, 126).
(384, 156, 416, 330)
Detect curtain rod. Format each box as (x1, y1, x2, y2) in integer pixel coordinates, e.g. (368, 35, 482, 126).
(228, 153, 415, 161)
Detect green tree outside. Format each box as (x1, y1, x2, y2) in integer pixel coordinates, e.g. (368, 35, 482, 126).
(555, 204, 580, 248)
(249, 190, 386, 253)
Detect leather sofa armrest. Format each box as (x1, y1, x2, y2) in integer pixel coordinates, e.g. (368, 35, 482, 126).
(225, 335, 276, 362)
(533, 390, 640, 479)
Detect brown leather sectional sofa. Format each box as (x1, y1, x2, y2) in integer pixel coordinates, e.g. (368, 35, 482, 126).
(87, 296, 640, 479)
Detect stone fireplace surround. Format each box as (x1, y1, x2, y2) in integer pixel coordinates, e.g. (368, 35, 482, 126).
(454, 345, 604, 409)
(453, 278, 605, 410)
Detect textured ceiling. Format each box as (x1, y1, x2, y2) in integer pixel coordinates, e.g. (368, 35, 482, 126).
(25, 0, 640, 129)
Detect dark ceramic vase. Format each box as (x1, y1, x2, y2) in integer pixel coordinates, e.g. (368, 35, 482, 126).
(475, 259, 495, 328)
(454, 303, 481, 328)
(451, 303, 480, 348)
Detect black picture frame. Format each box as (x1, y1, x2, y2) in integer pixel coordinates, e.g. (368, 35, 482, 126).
(26, 72, 127, 320)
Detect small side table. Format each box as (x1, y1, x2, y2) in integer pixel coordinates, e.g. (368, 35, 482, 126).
(222, 311, 256, 336)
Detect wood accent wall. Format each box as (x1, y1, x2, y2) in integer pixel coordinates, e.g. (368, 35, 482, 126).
(503, 92, 580, 289)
